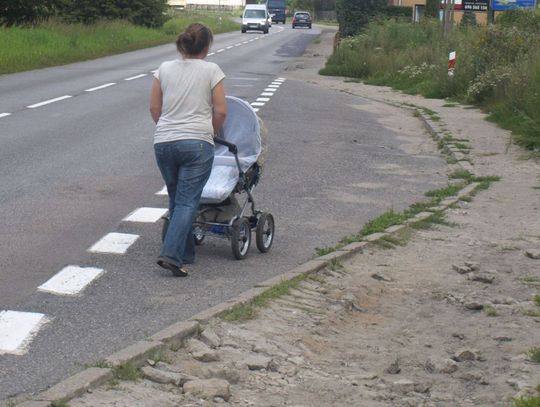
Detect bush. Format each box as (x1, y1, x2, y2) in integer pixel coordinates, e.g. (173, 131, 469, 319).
(322, 10, 540, 150)
(336, 0, 388, 37)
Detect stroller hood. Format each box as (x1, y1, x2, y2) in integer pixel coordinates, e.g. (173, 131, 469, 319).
(201, 96, 263, 204)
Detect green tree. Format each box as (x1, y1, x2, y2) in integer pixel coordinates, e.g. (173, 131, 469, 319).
(0, 0, 61, 26)
(336, 0, 387, 36)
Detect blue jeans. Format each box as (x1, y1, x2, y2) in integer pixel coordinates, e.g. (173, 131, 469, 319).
(154, 139, 214, 267)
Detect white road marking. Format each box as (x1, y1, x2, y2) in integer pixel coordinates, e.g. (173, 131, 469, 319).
(123, 207, 168, 223)
(268, 84, 279, 88)
(243, 41, 249, 44)
(38, 266, 104, 296)
(261, 92, 274, 96)
(85, 83, 116, 92)
(226, 46, 234, 49)
(256, 97, 270, 102)
(207, 52, 215, 56)
(0, 113, 12, 119)
(271, 82, 282, 85)
(27, 95, 72, 109)
(0, 310, 49, 355)
(264, 88, 277, 92)
(234, 43, 242, 47)
(252, 108, 260, 112)
(249, 39, 255, 42)
(156, 186, 168, 196)
(88, 232, 139, 254)
(124, 74, 147, 81)
(151, 70, 158, 74)
(251, 102, 265, 106)
(217, 49, 225, 53)
(276, 77, 286, 81)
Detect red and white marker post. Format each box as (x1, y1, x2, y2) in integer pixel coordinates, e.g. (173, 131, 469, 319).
(448, 51, 456, 76)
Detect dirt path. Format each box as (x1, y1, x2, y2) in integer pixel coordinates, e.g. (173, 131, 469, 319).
(51, 28, 540, 407)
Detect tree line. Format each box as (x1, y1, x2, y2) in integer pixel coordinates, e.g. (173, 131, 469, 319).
(0, 0, 168, 27)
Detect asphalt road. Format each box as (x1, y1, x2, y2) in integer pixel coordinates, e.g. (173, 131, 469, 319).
(0, 25, 447, 401)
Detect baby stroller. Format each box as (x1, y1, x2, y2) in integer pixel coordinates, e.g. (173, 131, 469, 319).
(162, 96, 275, 260)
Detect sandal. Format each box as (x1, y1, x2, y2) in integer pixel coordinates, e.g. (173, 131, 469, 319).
(157, 259, 188, 277)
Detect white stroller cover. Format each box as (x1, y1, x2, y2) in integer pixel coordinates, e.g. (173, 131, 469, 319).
(200, 96, 262, 204)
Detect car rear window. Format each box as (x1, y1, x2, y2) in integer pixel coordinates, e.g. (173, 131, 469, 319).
(296, 13, 310, 18)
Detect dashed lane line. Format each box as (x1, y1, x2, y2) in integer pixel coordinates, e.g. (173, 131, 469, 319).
(123, 207, 168, 223)
(88, 232, 139, 254)
(85, 83, 116, 92)
(26, 95, 72, 109)
(124, 74, 147, 81)
(37, 266, 105, 296)
(0, 113, 11, 119)
(155, 186, 168, 196)
(0, 310, 49, 355)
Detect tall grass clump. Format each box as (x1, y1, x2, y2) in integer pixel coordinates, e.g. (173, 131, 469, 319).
(0, 12, 238, 74)
(321, 9, 540, 150)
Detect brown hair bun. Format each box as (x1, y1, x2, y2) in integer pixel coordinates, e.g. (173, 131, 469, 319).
(176, 23, 213, 56)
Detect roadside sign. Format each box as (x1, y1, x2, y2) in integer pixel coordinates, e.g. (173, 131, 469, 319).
(492, 0, 536, 10)
(463, 0, 488, 10)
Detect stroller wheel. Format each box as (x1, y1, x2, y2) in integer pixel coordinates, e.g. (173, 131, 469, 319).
(256, 212, 274, 253)
(193, 226, 205, 245)
(231, 217, 251, 260)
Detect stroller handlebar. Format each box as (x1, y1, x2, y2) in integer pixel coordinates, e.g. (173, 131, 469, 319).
(214, 138, 238, 155)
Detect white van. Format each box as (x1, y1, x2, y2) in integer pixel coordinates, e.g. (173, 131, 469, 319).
(241, 4, 270, 34)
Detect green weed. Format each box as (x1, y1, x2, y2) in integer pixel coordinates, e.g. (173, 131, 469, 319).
(534, 295, 540, 306)
(510, 396, 540, 407)
(112, 363, 141, 381)
(527, 347, 540, 363)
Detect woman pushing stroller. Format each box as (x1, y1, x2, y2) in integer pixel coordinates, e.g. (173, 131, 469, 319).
(149, 23, 227, 277)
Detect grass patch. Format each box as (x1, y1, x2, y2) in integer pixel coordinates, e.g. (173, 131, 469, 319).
(221, 274, 307, 322)
(51, 402, 70, 407)
(410, 211, 452, 230)
(511, 396, 540, 407)
(0, 12, 238, 74)
(360, 210, 409, 236)
(521, 276, 540, 287)
(112, 363, 141, 381)
(527, 347, 540, 363)
(484, 305, 498, 317)
(534, 294, 540, 306)
(328, 258, 344, 271)
(524, 309, 540, 317)
(425, 184, 464, 201)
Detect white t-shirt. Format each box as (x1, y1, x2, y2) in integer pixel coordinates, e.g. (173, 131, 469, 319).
(153, 58, 226, 145)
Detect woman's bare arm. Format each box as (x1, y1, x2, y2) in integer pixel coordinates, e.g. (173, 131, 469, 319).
(149, 78, 163, 124)
(212, 80, 227, 136)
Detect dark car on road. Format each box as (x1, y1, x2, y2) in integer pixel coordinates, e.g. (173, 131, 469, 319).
(292, 11, 312, 29)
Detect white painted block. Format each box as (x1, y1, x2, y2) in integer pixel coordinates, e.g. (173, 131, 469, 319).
(256, 97, 270, 102)
(0, 113, 12, 119)
(88, 233, 139, 254)
(252, 108, 260, 112)
(261, 92, 274, 96)
(123, 207, 168, 223)
(268, 85, 279, 88)
(156, 186, 168, 196)
(271, 82, 282, 86)
(264, 88, 277, 92)
(251, 102, 265, 107)
(0, 311, 48, 355)
(38, 266, 104, 296)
